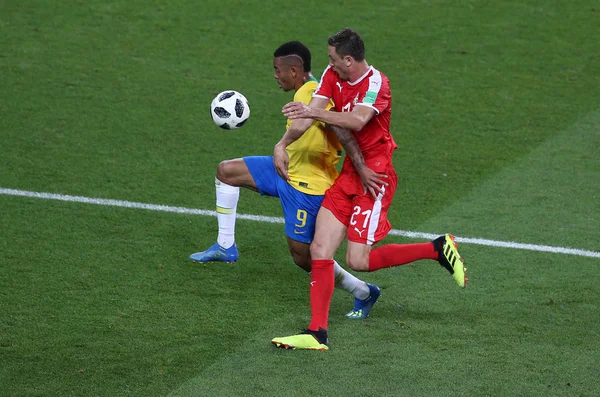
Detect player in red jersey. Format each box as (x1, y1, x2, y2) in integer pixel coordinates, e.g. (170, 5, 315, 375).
(271, 28, 468, 350)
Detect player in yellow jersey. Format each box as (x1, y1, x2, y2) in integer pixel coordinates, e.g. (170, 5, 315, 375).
(190, 41, 381, 319)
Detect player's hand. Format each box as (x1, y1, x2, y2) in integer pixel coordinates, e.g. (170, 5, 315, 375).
(273, 142, 290, 181)
(357, 165, 388, 199)
(282, 101, 313, 119)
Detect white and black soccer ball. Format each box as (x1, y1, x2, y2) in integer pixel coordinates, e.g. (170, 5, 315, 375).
(210, 90, 250, 129)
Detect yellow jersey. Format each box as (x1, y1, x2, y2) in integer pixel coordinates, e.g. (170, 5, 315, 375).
(286, 78, 342, 195)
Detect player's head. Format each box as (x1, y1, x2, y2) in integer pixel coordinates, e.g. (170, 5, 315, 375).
(327, 28, 366, 80)
(273, 41, 312, 92)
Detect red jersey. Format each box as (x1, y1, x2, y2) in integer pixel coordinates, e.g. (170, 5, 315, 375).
(314, 65, 397, 172)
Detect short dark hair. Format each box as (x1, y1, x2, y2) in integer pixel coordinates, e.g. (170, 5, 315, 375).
(328, 28, 365, 62)
(273, 41, 312, 72)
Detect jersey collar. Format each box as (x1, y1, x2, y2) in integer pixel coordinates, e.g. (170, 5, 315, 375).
(348, 66, 373, 86)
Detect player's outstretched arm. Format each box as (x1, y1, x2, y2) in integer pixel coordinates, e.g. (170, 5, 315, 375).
(283, 102, 375, 132)
(327, 124, 388, 198)
(273, 118, 312, 181)
(274, 97, 330, 181)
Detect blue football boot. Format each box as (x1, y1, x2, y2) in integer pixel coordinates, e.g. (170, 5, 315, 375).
(345, 283, 381, 319)
(189, 242, 239, 263)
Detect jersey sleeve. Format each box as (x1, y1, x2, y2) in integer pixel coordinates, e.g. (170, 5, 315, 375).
(313, 66, 335, 100)
(293, 83, 313, 105)
(355, 70, 390, 115)
(287, 81, 332, 130)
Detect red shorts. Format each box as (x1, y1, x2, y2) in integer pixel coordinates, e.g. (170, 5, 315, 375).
(322, 163, 397, 245)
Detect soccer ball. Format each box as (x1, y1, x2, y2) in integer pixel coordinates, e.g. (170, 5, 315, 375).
(210, 90, 250, 129)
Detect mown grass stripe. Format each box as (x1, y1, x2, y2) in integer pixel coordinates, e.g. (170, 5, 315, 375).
(2, 187, 598, 259)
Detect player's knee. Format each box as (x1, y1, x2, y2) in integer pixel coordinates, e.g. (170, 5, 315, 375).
(289, 248, 311, 272)
(216, 160, 234, 184)
(346, 256, 369, 272)
(309, 240, 328, 260)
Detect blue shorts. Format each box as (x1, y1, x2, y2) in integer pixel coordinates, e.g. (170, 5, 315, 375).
(243, 156, 323, 244)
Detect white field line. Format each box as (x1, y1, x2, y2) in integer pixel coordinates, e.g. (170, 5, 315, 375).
(2, 187, 599, 259)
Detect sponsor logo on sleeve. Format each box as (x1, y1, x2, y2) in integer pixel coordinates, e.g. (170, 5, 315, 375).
(363, 91, 377, 104)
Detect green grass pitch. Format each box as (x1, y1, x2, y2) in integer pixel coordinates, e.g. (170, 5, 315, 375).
(1, 1, 599, 395)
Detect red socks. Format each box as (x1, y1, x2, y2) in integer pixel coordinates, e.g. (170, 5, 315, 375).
(368, 242, 438, 272)
(305, 244, 438, 330)
(308, 259, 335, 331)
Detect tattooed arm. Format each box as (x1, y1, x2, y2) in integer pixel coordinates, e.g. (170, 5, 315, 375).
(327, 124, 388, 198)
